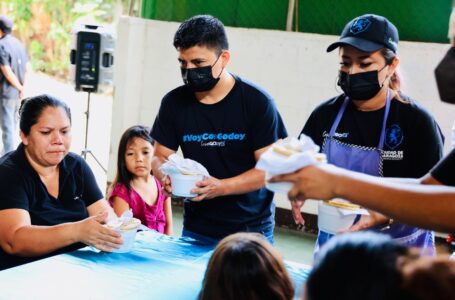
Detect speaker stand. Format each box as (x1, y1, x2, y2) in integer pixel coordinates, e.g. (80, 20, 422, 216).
(81, 91, 107, 173)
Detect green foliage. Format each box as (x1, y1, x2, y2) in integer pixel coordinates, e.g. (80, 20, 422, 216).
(8, 0, 33, 21)
(28, 40, 45, 71)
(1, 0, 126, 78)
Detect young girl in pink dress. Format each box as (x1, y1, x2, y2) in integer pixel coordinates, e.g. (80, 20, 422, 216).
(109, 125, 172, 235)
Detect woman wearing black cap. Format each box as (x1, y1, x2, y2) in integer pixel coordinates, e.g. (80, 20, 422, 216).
(297, 14, 444, 256)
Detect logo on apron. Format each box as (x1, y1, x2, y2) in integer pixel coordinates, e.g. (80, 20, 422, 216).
(385, 124, 403, 150)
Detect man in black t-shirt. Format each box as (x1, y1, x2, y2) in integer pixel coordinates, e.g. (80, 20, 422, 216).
(0, 15, 28, 154)
(151, 15, 287, 244)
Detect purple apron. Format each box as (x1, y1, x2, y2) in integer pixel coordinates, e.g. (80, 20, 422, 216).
(315, 90, 435, 256)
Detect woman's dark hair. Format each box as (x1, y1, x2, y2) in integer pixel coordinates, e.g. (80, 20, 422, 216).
(199, 232, 294, 300)
(173, 15, 229, 54)
(306, 232, 409, 300)
(19, 94, 71, 136)
(380, 48, 402, 91)
(380, 48, 408, 103)
(110, 125, 154, 193)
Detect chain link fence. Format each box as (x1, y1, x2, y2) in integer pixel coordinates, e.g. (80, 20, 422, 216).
(142, 0, 453, 43)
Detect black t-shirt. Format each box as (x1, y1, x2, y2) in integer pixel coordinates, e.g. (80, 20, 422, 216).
(0, 144, 103, 270)
(431, 148, 455, 186)
(151, 75, 288, 239)
(302, 94, 444, 178)
(0, 34, 28, 99)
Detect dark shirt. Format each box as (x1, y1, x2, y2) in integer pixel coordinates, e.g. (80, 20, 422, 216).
(302, 93, 444, 239)
(0, 34, 28, 99)
(151, 75, 288, 239)
(0, 144, 103, 270)
(302, 94, 444, 178)
(431, 148, 455, 186)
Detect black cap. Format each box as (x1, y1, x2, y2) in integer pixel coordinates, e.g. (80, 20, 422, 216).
(327, 14, 399, 53)
(0, 15, 13, 34)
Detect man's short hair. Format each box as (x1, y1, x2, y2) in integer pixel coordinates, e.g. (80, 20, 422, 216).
(173, 15, 229, 53)
(0, 15, 13, 34)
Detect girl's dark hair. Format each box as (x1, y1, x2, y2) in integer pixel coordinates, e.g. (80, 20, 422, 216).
(199, 232, 294, 300)
(173, 15, 229, 54)
(19, 94, 71, 136)
(306, 232, 409, 300)
(111, 125, 154, 192)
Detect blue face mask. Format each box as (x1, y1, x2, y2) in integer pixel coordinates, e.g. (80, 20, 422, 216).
(181, 54, 222, 92)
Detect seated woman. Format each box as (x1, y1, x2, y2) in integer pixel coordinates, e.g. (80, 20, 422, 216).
(199, 232, 294, 300)
(0, 94, 122, 270)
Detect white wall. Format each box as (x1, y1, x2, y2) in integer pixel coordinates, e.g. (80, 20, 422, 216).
(110, 17, 455, 214)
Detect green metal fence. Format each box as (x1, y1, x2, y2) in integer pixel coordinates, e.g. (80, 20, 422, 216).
(142, 0, 453, 43)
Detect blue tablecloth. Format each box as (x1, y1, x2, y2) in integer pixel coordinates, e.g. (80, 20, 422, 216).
(0, 231, 310, 299)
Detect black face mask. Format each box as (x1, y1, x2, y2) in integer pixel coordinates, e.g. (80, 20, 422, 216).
(435, 47, 455, 104)
(181, 55, 222, 92)
(338, 66, 388, 101)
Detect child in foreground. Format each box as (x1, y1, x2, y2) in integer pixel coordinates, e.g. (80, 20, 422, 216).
(199, 232, 294, 300)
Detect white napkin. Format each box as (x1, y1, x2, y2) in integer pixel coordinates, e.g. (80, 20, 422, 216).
(256, 134, 322, 175)
(159, 154, 209, 176)
(107, 209, 135, 230)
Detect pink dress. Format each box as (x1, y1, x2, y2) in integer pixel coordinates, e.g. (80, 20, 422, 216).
(109, 178, 167, 233)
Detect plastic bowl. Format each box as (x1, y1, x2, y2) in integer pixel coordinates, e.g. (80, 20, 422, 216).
(317, 201, 356, 234)
(110, 218, 141, 253)
(169, 173, 204, 198)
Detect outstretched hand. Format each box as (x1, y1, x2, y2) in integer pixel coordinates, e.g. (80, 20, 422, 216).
(269, 164, 339, 202)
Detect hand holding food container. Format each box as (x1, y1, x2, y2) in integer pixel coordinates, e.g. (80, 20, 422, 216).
(106, 210, 141, 253)
(256, 134, 327, 194)
(257, 134, 368, 234)
(159, 154, 209, 198)
(318, 199, 369, 234)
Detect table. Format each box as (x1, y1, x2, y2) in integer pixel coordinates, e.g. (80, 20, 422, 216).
(0, 231, 310, 299)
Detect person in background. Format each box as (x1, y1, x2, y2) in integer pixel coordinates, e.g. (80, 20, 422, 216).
(151, 15, 287, 245)
(0, 94, 122, 271)
(269, 6, 455, 235)
(199, 232, 294, 300)
(298, 14, 443, 255)
(109, 125, 172, 235)
(0, 14, 28, 154)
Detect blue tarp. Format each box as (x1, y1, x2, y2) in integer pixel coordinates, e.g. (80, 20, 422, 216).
(0, 231, 309, 299)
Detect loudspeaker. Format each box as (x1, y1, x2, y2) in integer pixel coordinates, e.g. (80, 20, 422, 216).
(70, 24, 115, 93)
